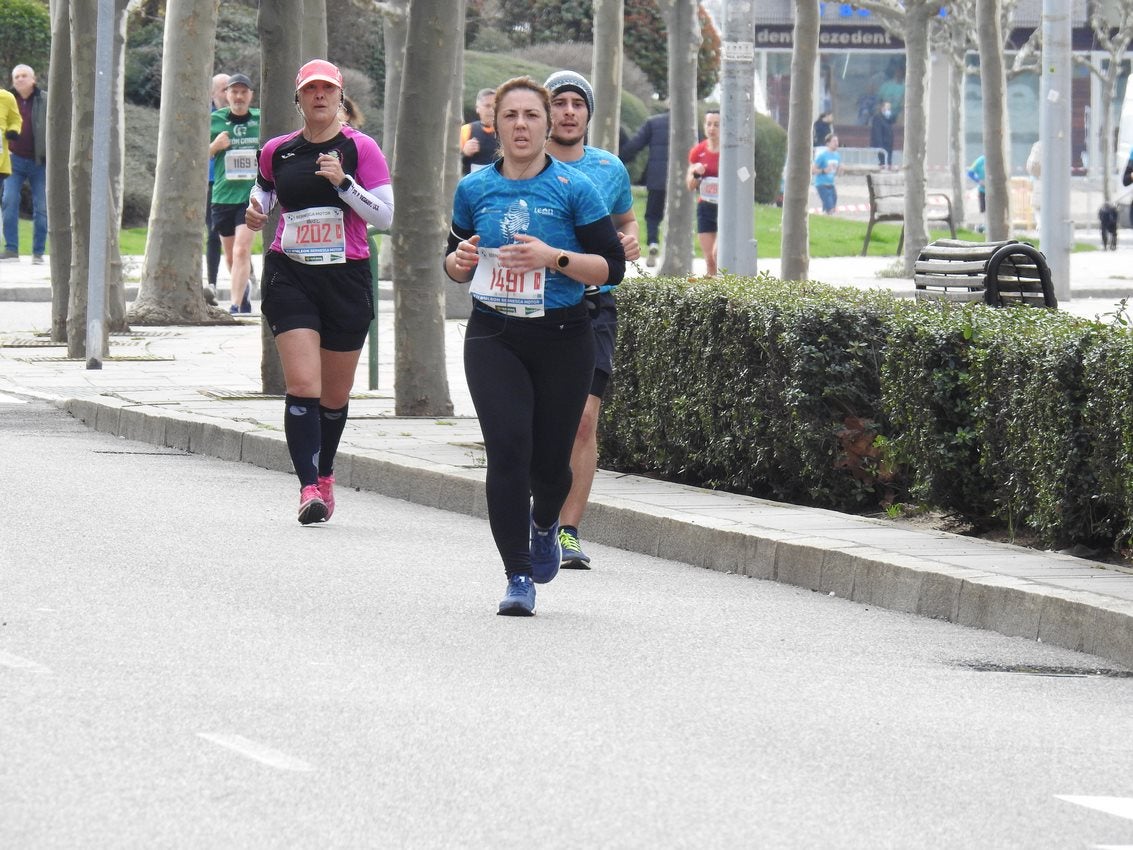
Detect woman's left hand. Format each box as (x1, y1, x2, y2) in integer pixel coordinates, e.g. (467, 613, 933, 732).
(316, 152, 345, 187)
(498, 234, 551, 273)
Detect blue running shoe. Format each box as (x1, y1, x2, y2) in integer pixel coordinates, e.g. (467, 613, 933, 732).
(559, 527, 592, 570)
(498, 574, 536, 616)
(530, 517, 561, 584)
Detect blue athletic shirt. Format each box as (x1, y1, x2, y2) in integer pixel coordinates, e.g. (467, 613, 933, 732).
(451, 156, 614, 310)
(564, 146, 634, 217)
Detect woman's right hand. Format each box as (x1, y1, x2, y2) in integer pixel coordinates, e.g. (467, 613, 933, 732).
(245, 196, 267, 232)
(452, 234, 481, 273)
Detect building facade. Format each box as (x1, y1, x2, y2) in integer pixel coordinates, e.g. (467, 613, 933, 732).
(742, 1, 1120, 177)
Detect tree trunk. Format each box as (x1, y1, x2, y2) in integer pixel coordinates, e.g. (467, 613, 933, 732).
(257, 0, 305, 395)
(444, 28, 469, 320)
(66, 0, 131, 356)
(780, 0, 818, 282)
(128, 0, 222, 326)
(391, 0, 457, 416)
(900, 4, 932, 274)
(46, 0, 73, 342)
(948, 53, 968, 227)
(301, 0, 328, 61)
(658, 0, 699, 277)
(377, 0, 408, 280)
(591, 0, 624, 154)
(977, 0, 1010, 240)
(107, 0, 129, 334)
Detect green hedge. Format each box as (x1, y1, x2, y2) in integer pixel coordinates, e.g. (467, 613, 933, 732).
(601, 275, 1133, 551)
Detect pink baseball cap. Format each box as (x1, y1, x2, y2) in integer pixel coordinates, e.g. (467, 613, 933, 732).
(295, 59, 343, 92)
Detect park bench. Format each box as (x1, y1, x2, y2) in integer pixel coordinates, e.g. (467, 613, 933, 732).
(861, 171, 955, 255)
(913, 239, 1057, 307)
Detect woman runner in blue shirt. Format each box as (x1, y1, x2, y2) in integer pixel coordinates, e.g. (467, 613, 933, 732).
(444, 76, 625, 616)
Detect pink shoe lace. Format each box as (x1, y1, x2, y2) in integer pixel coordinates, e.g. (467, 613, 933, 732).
(317, 474, 335, 520)
(298, 484, 328, 524)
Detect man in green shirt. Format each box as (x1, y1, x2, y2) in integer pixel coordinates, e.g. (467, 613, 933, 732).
(209, 73, 260, 313)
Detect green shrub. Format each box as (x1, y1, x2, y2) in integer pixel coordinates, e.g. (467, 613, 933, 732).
(603, 274, 1133, 552)
(754, 113, 787, 205)
(0, 0, 50, 84)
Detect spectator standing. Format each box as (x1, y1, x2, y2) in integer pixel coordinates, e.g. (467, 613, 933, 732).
(1, 65, 47, 263)
(0, 88, 20, 190)
(687, 109, 721, 276)
(244, 60, 393, 525)
(877, 62, 906, 122)
(209, 73, 260, 313)
(443, 76, 626, 616)
(619, 110, 669, 267)
(812, 110, 833, 148)
(1026, 141, 1042, 229)
(812, 133, 842, 215)
(203, 73, 229, 306)
(967, 154, 987, 230)
(870, 100, 895, 168)
(543, 70, 640, 572)
(460, 88, 498, 175)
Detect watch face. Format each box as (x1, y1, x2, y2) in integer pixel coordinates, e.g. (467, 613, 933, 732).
(557, 252, 569, 268)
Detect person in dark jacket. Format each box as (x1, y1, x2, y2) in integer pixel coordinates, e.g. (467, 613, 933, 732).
(620, 110, 669, 267)
(812, 111, 833, 149)
(1, 64, 47, 263)
(870, 100, 895, 168)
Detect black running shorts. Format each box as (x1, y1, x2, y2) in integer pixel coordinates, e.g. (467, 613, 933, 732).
(260, 251, 375, 352)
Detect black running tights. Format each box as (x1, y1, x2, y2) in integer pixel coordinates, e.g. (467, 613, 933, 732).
(463, 306, 595, 576)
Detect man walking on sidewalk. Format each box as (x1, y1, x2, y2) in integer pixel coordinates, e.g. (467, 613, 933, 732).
(1, 65, 47, 263)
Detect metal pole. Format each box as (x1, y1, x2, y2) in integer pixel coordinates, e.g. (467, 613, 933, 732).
(85, 0, 114, 369)
(1039, 0, 1072, 302)
(717, 0, 757, 275)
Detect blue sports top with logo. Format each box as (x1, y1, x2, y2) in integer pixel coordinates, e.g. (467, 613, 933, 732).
(256, 125, 391, 262)
(450, 156, 624, 311)
(559, 145, 633, 295)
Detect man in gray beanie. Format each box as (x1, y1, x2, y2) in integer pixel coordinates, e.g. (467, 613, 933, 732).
(543, 70, 639, 572)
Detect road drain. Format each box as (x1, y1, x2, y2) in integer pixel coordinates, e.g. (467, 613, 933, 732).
(957, 662, 1133, 678)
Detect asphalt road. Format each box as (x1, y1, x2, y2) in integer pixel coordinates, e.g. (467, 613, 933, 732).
(4, 400, 1133, 848)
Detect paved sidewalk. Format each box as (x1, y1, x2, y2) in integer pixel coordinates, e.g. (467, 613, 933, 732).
(3, 251, 1133, 669)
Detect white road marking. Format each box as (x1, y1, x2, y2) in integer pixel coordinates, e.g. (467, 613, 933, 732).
(0, 650, 51, 674)
(197, 733, 314, 772)
(1057, 795, 1133, 821)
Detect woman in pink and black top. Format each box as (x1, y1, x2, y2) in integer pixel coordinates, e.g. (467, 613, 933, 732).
(245, 59, 394, 524)
(686, 109, 720, 277)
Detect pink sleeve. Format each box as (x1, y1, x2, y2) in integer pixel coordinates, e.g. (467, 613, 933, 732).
(347, 128, 391, 191)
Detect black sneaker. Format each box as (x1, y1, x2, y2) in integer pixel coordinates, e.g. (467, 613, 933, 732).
(559, 527, 592, 569)
(498, 574, 536, 616)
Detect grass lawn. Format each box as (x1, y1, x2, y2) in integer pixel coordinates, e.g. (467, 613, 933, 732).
(18, 220, 263, 257)
(18, 199, 1089, 262)
(628, 188, 1092, 260)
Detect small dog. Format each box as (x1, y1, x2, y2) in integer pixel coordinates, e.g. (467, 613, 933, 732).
(1099, 203, 1119, 250)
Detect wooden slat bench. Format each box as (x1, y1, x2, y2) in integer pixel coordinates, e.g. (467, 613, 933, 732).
(913, 239, 1057, 307)
(861, 171, 956, 255)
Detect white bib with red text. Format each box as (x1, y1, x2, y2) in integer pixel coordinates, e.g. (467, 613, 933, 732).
(469, 246, 545, 317)
(281, 207, 346, 265)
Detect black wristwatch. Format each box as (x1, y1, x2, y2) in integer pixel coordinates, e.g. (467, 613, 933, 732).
(555, 250, 569, 269)
(336, 176, 353, 193)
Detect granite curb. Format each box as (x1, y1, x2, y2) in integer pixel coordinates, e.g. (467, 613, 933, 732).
(58, 394, 1133, 671)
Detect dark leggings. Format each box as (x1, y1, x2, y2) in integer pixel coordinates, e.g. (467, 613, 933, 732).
(464, 304, 595, 576)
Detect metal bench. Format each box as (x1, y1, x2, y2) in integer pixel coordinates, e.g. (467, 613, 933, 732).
(913, 239, 1057, 307)
(862, 171, 955, 255)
